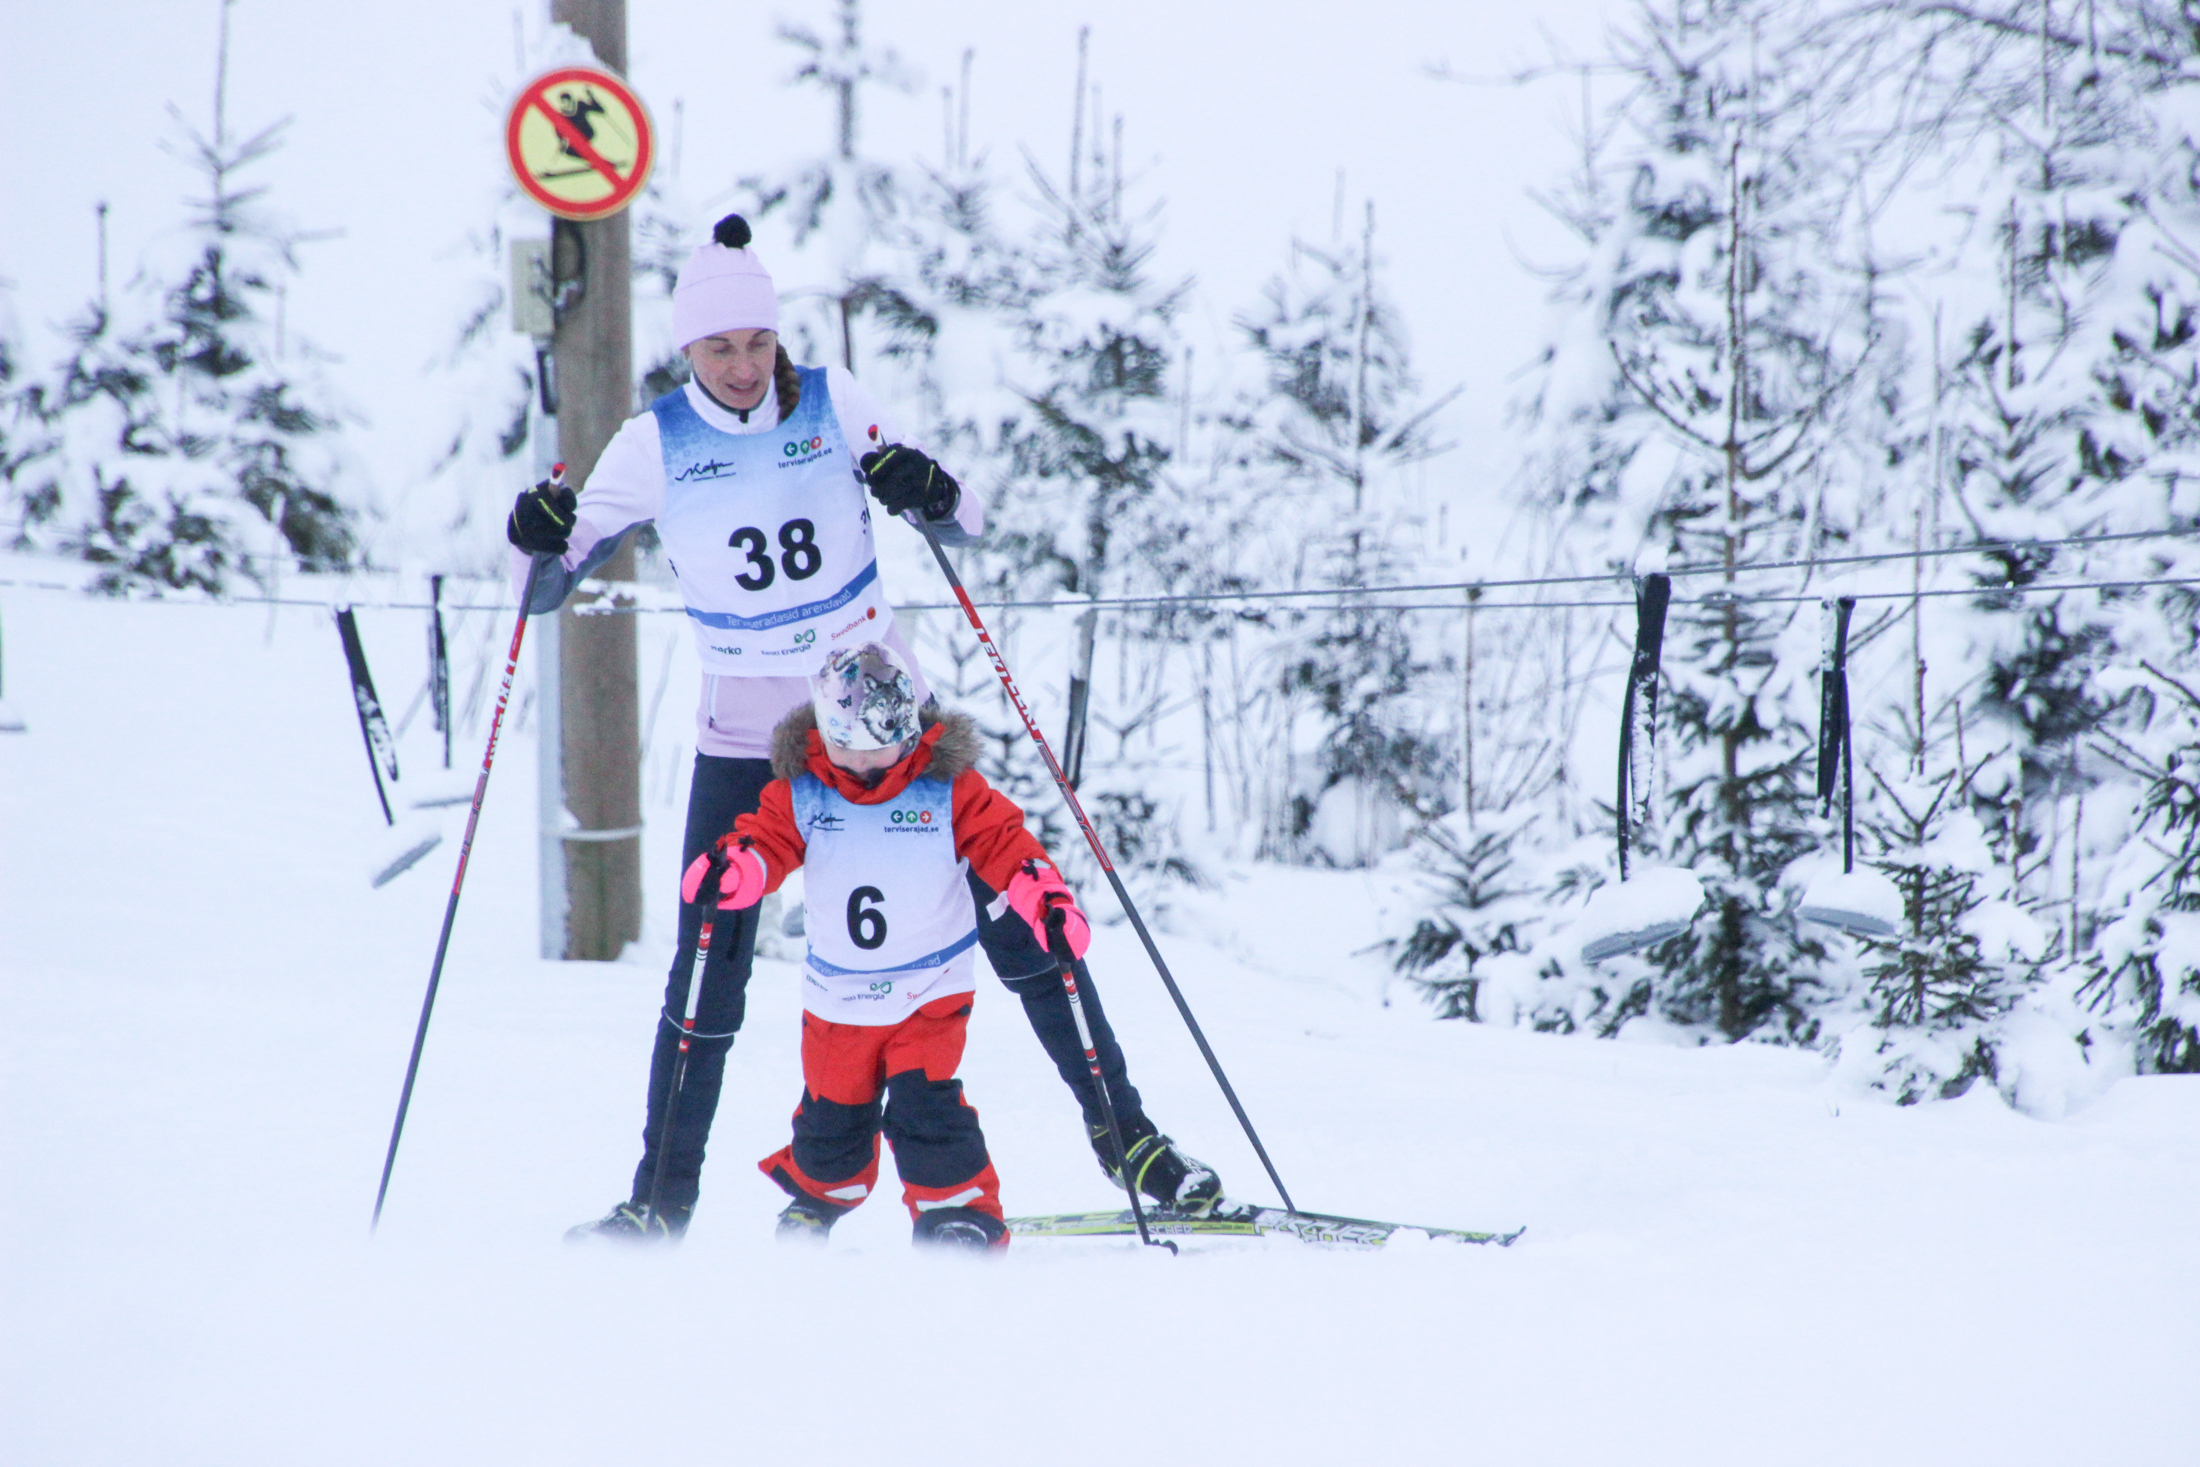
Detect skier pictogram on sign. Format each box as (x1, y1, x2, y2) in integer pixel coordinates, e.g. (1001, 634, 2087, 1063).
(506, 66, 654, 221)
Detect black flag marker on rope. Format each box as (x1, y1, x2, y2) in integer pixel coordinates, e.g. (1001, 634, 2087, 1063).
(428, 574, 452, 771)
(1614, 574, 1672, 882)
(1580, 573, 1701, 964)
(1797, 596, 1900, 937)
(1815, 596, 1857, 853)
(336, 606, 398, 825)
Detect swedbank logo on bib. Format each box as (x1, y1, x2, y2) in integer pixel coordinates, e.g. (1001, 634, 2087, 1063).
(831, 605, 881, 641)
(779, 434, 832, 467)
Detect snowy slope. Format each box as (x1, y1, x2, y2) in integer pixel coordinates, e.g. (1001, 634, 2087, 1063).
(2, 561, 2195, 1466)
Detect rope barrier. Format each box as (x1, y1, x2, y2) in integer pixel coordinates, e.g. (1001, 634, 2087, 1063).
(8, 572, 2198, 616)
(4, 523, 2195, 617)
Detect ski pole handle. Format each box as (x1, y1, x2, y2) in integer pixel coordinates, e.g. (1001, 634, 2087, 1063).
(695, 850, 730, 912)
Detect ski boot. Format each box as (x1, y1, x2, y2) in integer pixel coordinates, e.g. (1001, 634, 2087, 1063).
(912, 1205, 1007, 1252)
(1093, 1118, 1223, 1216)
(775, 1195, 850, 1245)
(564, 1198, 687, 1243)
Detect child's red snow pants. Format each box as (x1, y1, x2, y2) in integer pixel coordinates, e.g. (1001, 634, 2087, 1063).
(758, 991, 1003, 1227)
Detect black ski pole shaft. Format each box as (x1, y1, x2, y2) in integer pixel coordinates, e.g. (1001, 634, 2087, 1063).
(1049, 911, 1174, 1254)
(372, 496, 561, 1230)
(647, 851, 729, 1223)
(912, 519, 1297, 1213)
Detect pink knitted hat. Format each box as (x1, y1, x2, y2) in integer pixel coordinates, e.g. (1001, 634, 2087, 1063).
(672, 215, 779, 348)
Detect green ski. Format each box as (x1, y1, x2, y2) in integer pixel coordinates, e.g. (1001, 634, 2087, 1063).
(1007, 1203, 1524, 1248)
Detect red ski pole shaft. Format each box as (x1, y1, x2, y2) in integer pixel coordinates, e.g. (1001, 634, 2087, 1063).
(372, 474, 563, 1230)
(912, 520, 1296, 1213)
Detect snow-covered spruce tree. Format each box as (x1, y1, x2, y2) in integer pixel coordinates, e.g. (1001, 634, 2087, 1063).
(856, 97, 1079, 855)
(989, 148, 1197, 882)
(2091, 664, 2200, 1072)
(409, 212, 539, 574)
(1899, 3, 2200, 898)
(6, 16, 351, 594)
(1939, 90, 2132, 917)
(1391, 808, 1546, 1020)
(1837, 701, 2036, 1100)
(737, 0, 918, 377)
(1544, 0, 1904, 1040)
(0, 313, 55, 524)
(1230, 209, 1456, 864)
(2068, 15, 2200, 1073)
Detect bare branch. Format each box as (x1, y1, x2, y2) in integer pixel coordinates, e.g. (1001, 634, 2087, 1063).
(1609, 343, 1724, 454)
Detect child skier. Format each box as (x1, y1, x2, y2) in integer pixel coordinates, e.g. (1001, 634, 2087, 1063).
(680, 642, 1093, 1250)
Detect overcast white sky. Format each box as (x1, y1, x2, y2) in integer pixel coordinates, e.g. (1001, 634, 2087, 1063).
(1, 0, 1618, 533)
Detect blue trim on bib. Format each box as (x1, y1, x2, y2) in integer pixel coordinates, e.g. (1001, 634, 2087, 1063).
(684, 559, 879, 632)
(805, 926, 980, 978)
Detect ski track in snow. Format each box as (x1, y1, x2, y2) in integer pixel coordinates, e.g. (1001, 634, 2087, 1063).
(3, 571, 2195, 1465)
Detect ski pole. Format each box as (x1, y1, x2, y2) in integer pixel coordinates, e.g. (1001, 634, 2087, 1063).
(1049, 909, 1175, 1253)
(911, 518, 1297, 1214)
(645, 848, 731, 1225)
(372, 475, 562, 1231)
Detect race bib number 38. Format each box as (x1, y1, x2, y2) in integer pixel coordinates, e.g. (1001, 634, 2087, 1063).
(651, 371, 895, 675)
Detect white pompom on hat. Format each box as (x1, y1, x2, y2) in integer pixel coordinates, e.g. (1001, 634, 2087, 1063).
(672, 214, 779, 348)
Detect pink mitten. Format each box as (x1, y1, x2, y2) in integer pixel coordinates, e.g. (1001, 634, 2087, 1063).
(680, 842, 767, 910)
(1004, 861, 1090, 960)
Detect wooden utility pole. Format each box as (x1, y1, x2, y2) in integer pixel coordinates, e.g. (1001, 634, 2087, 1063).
(551, 0, 642, 960)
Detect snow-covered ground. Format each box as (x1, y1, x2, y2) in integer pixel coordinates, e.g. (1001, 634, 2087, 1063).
(3, 562, 2195, 1465)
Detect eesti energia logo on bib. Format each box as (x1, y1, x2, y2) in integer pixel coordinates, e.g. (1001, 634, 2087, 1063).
(779, 434, 832, 467)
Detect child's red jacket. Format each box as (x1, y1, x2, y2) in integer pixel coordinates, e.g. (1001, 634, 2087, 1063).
(731, 705, 1055, 899)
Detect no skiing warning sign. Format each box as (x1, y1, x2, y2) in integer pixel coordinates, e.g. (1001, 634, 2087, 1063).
(505, 66, 655, 221)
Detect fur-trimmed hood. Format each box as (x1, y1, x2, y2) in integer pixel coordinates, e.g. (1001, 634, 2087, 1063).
(769, 702, 982, 784)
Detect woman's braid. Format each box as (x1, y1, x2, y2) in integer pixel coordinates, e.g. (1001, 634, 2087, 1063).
(773, 345, 801, 423)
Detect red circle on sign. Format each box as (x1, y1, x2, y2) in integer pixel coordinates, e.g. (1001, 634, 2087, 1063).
(506, 66, 655, 221)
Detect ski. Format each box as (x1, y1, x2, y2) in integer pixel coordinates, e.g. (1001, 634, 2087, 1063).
(1007, 1202, 1524, 1248)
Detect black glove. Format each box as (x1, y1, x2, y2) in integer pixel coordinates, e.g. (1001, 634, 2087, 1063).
(507, 479, 578, 555)
(859, 445, 960, 520)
